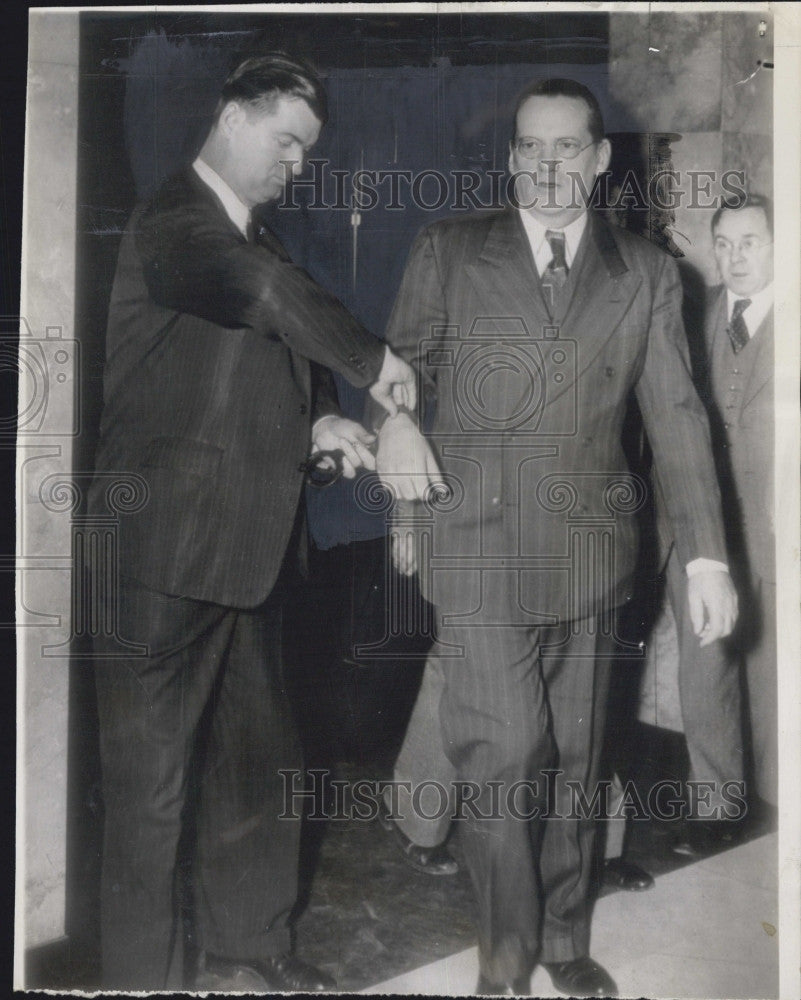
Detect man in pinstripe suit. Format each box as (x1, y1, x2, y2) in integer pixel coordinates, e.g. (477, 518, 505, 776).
(88, 53, 416, 992)
(375, 78, 738, 996)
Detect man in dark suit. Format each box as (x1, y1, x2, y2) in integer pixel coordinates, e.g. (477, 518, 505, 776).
(374, 78, 737, 996)
(668, 194, 775, 852)
(88, 53, 416, 991)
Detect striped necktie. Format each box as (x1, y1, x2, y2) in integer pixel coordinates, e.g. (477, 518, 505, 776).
(727, 298, 751, 353)
(541, 229, 569, 312)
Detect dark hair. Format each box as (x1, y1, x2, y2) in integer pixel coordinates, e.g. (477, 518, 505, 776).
(511, 78, 605, 143)
(215, 52, 328, 125)
(712, 192, 773, 237)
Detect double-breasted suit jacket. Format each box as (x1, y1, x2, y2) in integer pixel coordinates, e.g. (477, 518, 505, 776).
(385, 208, 727, 627)
(89, 168, 385, 607)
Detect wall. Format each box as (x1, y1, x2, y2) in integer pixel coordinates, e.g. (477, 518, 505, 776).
(607, 10, 773, 729)
(16, 12, 80, 964)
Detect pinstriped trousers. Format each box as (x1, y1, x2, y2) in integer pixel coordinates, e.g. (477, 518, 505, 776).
(93, 573, 302, 989)
(393, 617, 614, 983)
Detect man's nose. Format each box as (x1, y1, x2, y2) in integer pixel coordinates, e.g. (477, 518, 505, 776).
(537, 156, 562, 176)
(279, 157, 303, 179)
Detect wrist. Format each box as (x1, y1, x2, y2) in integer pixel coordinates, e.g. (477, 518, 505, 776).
(375, 406, 416, 435)
(375, 406, 417, 434)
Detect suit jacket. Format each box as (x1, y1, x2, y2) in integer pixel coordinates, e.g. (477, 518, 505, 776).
(89, 167, 385, 607)
(704, 285, 774, 584)
(384, 208, 727, 625)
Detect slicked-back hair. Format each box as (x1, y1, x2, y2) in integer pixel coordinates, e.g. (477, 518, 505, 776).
(511, 78, 605, 143)
(215, 51, 328, 125)
(712, 192, 773, 237)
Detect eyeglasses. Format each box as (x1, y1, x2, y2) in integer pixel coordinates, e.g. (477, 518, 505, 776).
(511, 137, 596, 161)
(713, 236, 773, 257)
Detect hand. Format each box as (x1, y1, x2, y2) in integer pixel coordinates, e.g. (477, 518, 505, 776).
(368, 346, 417, 418)
(311, 416, 375, 479)
(376, 412, 441, 502)
(687, 570, 738, 647)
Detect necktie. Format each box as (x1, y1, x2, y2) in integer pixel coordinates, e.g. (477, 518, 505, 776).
(727, 298, 751, 353)
(541, 229, 569, 312)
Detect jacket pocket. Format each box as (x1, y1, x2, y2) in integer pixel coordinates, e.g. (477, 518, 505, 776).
(140, 436, 224, 477)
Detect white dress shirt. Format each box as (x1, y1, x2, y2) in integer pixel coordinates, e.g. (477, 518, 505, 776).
(726, 282, 774, 339)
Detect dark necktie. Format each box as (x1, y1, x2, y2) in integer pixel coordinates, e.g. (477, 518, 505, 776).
(728, 298, 751, 353)
(541, 229, 569, 312)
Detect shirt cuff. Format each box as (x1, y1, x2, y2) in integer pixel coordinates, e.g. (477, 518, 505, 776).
(686, 557, 729, 577)
(311, 414, 338, 439)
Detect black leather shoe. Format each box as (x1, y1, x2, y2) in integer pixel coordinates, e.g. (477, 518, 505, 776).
(603, 856, 654, 891)
(378, 805, 458, 875)
(197, 952, 336, 992)
(543, 956, 618, 997)
(475, 971, 531, 995)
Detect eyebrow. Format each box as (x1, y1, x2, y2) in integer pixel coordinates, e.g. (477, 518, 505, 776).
(516, 134, 583, 141)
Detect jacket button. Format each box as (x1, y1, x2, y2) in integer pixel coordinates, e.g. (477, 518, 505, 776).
(299, 404, 308, 415)
(605, 366, 614, 377)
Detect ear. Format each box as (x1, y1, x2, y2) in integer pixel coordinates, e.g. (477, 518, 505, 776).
(594, 137, 612, 176)
(218, 100, 246, 139)
(507, 142, 516, 176)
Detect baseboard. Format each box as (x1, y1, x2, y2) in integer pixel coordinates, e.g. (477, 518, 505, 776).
(24, 934, 100, 991)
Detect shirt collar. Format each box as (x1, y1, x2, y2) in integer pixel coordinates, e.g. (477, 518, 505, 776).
(726, 282, 773, 339)
(193, 157, 250, 237)
(518, 209, 588, 265)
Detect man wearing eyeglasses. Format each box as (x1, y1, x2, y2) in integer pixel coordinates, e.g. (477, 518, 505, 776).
(375, 78, 736, 996)
(665, 194, 775, 855)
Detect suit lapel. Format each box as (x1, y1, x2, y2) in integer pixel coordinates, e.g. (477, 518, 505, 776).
(561, 215, 642, 382)
(705, 285, 728, 358)
(182, 168, 293, 262)
(251, 207, 293, 260)
(466, 209, 554, 336)
(183, 167, 249, 243)
(742, 309, 773, 409)
(465, 211, 643, 409)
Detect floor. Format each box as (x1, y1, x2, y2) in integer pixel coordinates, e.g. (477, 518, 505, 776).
(363, 832, 779, 998)
(287, 749, 778, 998)
(24, 544, 781, 995)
